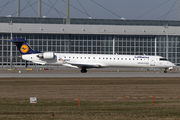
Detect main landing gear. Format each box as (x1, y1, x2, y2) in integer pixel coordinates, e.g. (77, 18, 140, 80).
(81, 68, 87, 73)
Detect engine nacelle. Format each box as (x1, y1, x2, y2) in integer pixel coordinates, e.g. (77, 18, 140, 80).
(168, 67, 174, 71)
(37, 52, 54, 59)
(43, 52, 54, 59)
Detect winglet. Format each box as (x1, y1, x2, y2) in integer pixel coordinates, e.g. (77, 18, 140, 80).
(8, 38, 41, 55)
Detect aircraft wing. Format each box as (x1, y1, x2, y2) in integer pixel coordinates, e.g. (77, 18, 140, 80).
(70, 63, 101, 68)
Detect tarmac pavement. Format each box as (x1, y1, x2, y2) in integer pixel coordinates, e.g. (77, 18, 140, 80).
(0, 69, 179, 78)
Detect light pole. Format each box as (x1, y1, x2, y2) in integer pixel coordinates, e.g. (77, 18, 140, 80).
(179, 0, 180, 20)
(113, 36, 115, 55)
(155, 37, 157, 56)
(38, 0, 42, 17)
(9, 20, 13, 69)
(66, 0, 70, 24)
(17, 0, 20, 17)
(164, 24, 169, 60)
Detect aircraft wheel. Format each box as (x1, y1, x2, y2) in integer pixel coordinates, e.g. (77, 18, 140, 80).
(81, 69, 87, 73)
(164, 68, 168, 73)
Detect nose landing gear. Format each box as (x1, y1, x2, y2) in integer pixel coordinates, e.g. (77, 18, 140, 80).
(164, 68, 169, 73)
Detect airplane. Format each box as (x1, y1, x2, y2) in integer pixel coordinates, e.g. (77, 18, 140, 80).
(8, 38, 176, 73)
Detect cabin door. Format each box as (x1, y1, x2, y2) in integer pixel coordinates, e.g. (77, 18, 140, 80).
(150, 58, 155, 66)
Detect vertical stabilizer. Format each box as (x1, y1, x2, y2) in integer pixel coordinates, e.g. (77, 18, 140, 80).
(8, 38, 41, 55)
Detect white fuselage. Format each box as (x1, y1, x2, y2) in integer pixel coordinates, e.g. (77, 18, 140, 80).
(22, 53, 176, 69)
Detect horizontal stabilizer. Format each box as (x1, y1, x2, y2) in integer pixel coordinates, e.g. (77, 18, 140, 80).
(8, 38, 26, 43)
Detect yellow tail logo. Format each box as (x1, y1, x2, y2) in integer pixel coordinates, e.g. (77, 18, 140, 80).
(20, 44, 29, 53)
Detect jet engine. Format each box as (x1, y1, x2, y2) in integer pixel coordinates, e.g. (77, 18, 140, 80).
(37, 52, 54, 59)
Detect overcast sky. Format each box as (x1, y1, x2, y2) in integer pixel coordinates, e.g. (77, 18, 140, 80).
(0, 0, 179, 20)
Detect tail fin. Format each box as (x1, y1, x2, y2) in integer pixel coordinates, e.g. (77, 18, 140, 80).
(8, 38, 41, 55)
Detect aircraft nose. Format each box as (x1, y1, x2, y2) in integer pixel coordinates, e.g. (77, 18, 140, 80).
(171, 62, 176, 67)
(173, 63, 176, 67)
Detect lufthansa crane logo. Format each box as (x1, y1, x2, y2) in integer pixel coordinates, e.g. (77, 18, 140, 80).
(20, 44, 29, 53)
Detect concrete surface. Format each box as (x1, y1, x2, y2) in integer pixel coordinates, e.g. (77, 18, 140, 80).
(0, 67, 179, 78)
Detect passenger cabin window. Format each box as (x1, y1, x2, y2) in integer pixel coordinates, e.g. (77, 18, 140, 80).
(160, 58, 168, 61)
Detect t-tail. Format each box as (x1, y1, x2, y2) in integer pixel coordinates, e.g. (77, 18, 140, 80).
(8, 38, 41, 55)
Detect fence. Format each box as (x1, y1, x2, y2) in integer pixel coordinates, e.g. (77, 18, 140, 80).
(1, 95, 180, 106)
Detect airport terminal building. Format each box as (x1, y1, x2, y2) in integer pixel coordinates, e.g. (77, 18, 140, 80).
(0, 17, 180, 67)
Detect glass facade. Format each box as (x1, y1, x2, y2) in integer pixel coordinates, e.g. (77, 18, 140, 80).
(1, 17, 180, 26)
(0, 33, 180, 67)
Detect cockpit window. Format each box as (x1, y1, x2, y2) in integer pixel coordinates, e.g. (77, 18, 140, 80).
(159, 58, 168, 61)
